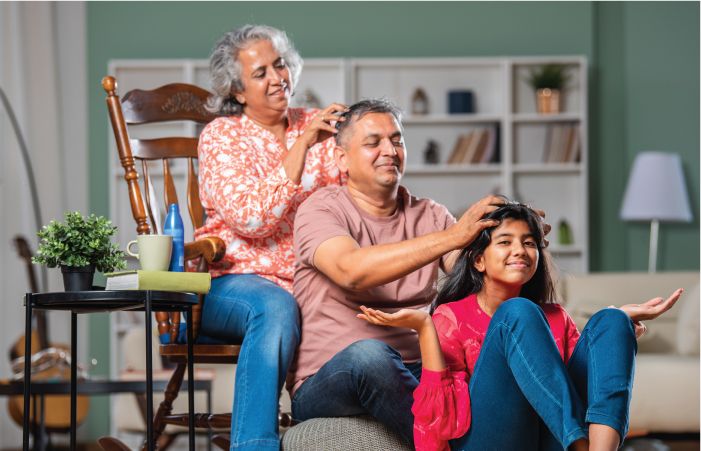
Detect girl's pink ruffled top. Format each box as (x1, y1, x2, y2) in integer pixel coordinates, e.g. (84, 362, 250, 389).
(412, 294, 580, 451)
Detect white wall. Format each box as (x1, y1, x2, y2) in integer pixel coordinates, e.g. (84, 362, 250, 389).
(0, 2, 88, 445)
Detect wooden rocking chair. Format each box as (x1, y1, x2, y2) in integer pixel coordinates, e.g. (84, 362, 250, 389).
(100, 75, 239, 450)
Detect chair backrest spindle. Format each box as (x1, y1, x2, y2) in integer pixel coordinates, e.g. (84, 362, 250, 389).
(188, 158, 205, 229)
(162, 159, 179, 209)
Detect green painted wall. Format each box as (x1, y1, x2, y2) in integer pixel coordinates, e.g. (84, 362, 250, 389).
(86, 1, 699, 436)
(622, 3, 699, 271)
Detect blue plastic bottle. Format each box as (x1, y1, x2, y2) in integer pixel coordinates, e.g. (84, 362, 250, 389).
(164, 203, 184, 272)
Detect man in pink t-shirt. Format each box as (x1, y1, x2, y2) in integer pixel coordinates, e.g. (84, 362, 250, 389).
(288, 99, 506, 446)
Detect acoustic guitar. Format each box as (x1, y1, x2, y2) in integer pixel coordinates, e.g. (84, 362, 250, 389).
(7, 235, 90, 431)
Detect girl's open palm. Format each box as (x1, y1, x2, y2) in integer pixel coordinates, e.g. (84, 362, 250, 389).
(619, 288, 684, 322)
(358, 306, 430, 331)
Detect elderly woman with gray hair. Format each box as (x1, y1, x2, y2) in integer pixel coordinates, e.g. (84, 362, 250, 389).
(194, 24, 347, 450)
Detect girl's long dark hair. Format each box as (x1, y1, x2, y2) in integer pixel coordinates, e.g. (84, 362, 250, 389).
(433, 202, 558, 313)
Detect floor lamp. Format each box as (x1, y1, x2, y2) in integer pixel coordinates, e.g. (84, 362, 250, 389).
(620, 152, 692, 272)
(0, 86, 47, 291)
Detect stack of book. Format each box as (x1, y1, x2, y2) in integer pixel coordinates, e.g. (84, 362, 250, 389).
(543, 124, 581, 163)
(105, 270, 211, 294)
(447, 126, 498, 164)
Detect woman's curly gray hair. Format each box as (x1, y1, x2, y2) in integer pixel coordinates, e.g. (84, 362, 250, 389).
(206, 24, 303, 115)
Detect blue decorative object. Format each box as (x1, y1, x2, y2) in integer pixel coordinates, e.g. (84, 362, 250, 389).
(448, 90, 474, 114)
(164, 203, 185, 272)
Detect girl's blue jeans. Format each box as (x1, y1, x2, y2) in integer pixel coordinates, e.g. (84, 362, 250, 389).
(198, 274, 300, 451)
(451, 298, 637, 450)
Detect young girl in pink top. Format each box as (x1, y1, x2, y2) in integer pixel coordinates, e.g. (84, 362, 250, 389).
(360, 202, 682, 451)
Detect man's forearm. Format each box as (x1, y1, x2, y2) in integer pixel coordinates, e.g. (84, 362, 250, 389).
(333, 228, 458, 291)
(314, 195, 503, 291)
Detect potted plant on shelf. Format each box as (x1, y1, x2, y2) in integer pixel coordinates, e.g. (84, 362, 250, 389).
(32, 212, 127, 291)
(525, 64, 570, 114)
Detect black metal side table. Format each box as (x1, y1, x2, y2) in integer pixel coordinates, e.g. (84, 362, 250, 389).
(22, 290, 198, 451)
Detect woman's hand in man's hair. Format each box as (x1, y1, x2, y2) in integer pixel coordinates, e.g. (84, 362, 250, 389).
(302, 103, 348, 148)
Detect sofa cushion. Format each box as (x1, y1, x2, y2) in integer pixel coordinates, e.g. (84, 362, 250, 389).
(630, 354, 700, 432)
(561, 271, 699, 353)
(676, 283, 700, 356)
(282, 416, 411, 451)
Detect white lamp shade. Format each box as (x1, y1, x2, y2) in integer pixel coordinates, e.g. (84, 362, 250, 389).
(620, 151, 693, 222)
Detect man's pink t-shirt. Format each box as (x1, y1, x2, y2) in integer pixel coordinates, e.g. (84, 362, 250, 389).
(288, 185, 456, 395)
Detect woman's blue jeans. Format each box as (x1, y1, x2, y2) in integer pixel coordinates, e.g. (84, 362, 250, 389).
(451, 298, 637, 451)
(198, 274, 300, 451)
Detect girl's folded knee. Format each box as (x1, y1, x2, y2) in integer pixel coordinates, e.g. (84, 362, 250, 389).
(588, 307, 632, 331)
(493, 297, 542, 322)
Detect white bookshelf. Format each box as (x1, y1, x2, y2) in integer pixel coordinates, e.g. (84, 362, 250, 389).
(106, 56, 589, 431)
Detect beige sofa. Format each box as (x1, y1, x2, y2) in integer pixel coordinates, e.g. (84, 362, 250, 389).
(561, 271, 700, 434)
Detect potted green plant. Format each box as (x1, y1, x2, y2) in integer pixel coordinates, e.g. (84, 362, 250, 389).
(525, 64, 571, 114)
(32, 212, 127, 291)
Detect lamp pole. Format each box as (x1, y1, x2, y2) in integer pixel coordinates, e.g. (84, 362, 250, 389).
(0, 86, 47, 291)
(648, 219, 659, 273)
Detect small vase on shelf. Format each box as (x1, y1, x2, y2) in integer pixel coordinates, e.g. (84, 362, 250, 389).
(558, 219, 573, 245)
(423, 140, 440, 165)
(536, 88, 561, 115)
(525, 64, 570, 115)
(411, 88, 429, 115)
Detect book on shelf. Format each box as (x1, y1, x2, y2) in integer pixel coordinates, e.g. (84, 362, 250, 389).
(465, 128, 487, 163)
(547, 125, 566, 163)
(446, 126, 499, 165)
(543, 124, 580, 163)
(447, 131, 474, 164)
(473, 126, 498, 164)
(446, 135, 463, 164)
(542, 126, 554, 162)
(483, 126, 498, 163)
(104, 270, 211, 294)
(563, 126, 581, 163)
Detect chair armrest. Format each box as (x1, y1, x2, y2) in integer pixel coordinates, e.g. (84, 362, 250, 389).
(184, 236, 225, 265)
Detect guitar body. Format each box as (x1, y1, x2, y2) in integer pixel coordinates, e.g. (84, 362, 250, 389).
(7, 356, 90, 430)
(7, 236, 90, 430)
(9, 330, 42, 361)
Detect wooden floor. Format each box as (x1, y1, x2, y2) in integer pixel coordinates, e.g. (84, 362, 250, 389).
(2, 434, 698, 451)
(623, 435, 700, 451)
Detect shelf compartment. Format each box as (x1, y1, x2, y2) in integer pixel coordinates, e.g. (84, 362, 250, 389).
(353, 61, 505, 116)
(404, 123, 500, 167)
(514, 174, 583, 264)
(511, 61, 584, 115)
(513, 122, 581, 165)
